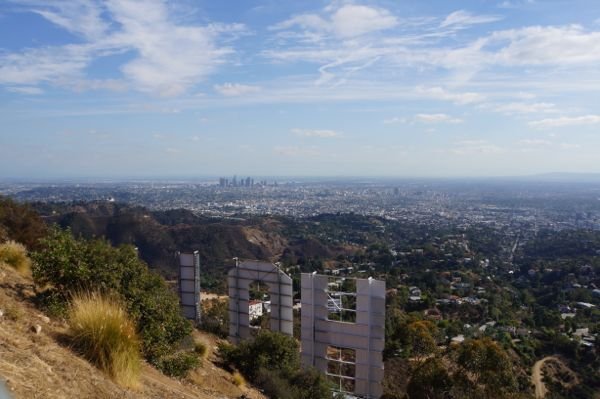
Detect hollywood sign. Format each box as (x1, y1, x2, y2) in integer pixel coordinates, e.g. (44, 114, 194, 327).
(179, 257, 384, 399)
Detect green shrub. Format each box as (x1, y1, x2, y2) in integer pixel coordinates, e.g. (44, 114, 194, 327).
(32, 227, 193, 370)
(200, 298, 229, 338)
(34, 290, 68, 318)
(154, 352, 200, 378)
(218, 331, 331, 399)
(69, 292, 141, 388)
(0, 240, 31, 273)
(254, 367, 294, 398)
(254, 367, 332, 399)
(219, 330, 299, 380)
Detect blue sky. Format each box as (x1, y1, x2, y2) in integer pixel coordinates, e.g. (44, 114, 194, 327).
(1, 0, 600, 179)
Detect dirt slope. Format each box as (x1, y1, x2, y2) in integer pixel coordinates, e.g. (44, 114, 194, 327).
(0, 263, 264, 399)
(531, 356, 577, 399)
(532, 356, 555, 399)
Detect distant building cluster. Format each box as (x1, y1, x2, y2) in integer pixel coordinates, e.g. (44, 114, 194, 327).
(219, 175, 265, 187)
(219, 175, 252, 187)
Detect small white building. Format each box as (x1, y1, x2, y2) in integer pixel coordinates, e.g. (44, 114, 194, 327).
(249, 300, 264, 320)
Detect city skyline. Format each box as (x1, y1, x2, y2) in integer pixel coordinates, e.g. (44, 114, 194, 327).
(1, 0, 600, 178)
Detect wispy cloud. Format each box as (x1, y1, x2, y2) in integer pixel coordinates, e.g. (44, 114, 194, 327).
(448, 140, 505, 155)
(529, 115, 600, 128)
(291, 128, 341, 138)
(440, 10, 502, 29)
(273, 145, 321, 157)
(497, 0, 535, 9)
(415, 86, 485, 105)
(494, 102, 557, 115)
(5, 86, 44, 95)
(415, 113, 463, 124)
(383, 117, 407, 125)
(270, 4, 398, 39)
(214, 83, 261, 96)
(0, 0, 243, 96)
(518, 139, 552, 146)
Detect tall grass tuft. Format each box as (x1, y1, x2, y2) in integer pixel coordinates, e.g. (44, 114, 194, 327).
(0, 240, 31, 274)
(69, 292, 141, 388)
(232, 370, 246, 387)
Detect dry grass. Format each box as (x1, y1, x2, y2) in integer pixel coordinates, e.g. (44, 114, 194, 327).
(194, 341, 208, 359)
(69, 292, 141, 388)
(3, 303, 24, 321)
(232, 371, 246, 387)
(0, 240, 31, 274)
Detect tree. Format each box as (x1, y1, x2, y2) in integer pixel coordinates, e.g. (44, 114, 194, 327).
(406, 358, 453, 399)
(454, 338, 517, 397)
(407, 320, 438, 360)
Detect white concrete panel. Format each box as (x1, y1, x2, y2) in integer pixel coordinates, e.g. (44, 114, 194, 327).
(301, 273, 385, 399)
(228, 261, 294, 343)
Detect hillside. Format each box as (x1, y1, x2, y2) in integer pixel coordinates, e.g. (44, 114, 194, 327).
(0, 262, 265, 399)
(34, 202, 360, 291)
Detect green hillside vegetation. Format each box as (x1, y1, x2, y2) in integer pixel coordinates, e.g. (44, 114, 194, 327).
(3, 196, 600, 397)
(31, 227, 195, 373)
(218, 330, 331, 399)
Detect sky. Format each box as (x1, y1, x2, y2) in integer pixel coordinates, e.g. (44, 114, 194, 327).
(1, 0, 600, 179)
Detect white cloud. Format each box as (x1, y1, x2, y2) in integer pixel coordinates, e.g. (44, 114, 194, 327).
(495, 102, 556, 114)
(214, 83, 261, 96)
(529, 115, 600, 128)
(5, 86, 44, 95)
(383, 117, 407, 125)
(24, 0, 109, 40)
(559, 143, 582, 149)
(0, 0, 242, 96)
(415, 86, 485, 105)
(330, 5, 398, 38)
(291, 128, 341, 138)
(273, 145, 321, 157)
(498, 0, 535, 9)
(441, 10, 502, 29)
(517, 139, 552, 146)
(271, 4, 397, 39)
(107, 0, 237, 96)
(449, 140, 505, 155)
(415, 113, 463, 124)
(486, 25, 600, 66)
(0, 45, 92, 86)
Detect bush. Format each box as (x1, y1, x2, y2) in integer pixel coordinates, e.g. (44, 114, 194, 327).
(32, 227, 193, 373)
(219, 330, 299, 380)
(254, 367, 332, 399)
(218, 331, 332, 399)
(69, 292, 141, 388)
(200, 298, 229, 338)
(154, 352, 200, 378)
(0, 240, 31, 273)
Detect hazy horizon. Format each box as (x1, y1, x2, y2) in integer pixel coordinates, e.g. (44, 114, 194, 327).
(3, 172, 600, 184)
